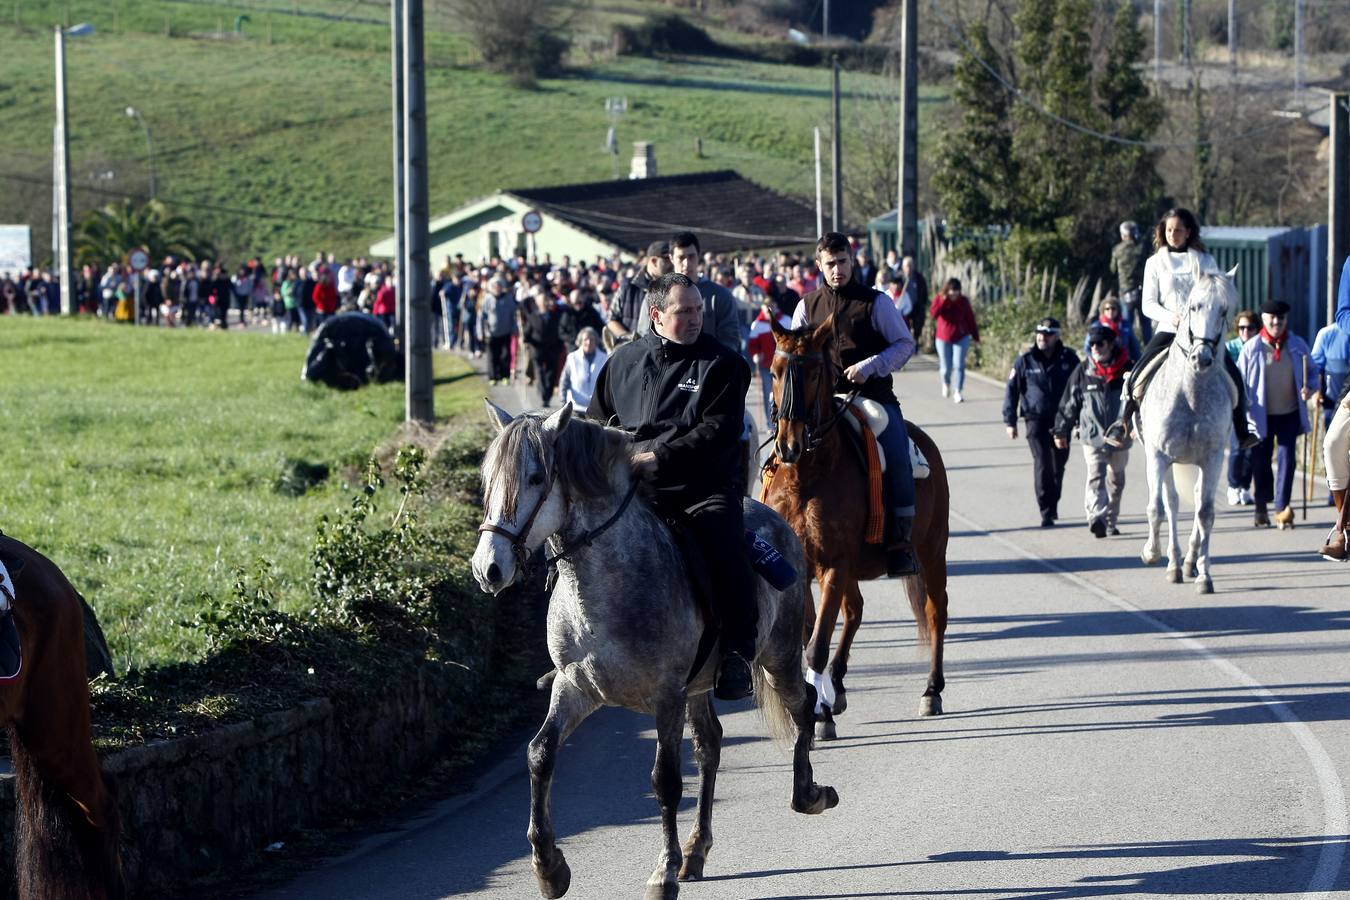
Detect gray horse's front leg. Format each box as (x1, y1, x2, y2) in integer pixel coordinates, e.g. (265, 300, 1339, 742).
(645, 691, 688, 900)
(528, 675, 597, 899)
(1141, 452, 1167, 566)
(678, 694, 721, 882)
(1192, 452, 1223, 594)
(1162, 462, 1184, 581)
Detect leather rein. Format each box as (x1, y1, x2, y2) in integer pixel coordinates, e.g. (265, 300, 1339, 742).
(773, 347, 859, 454)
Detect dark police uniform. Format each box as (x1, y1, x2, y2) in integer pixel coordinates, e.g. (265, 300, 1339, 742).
(1004, 342, 1080, 524)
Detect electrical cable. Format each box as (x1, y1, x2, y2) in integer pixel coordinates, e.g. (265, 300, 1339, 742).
(525, 200, 817, 245)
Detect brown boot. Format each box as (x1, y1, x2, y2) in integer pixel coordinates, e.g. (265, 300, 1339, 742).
(1274, 506, 1295, 530)
(1322, 489, 1348, 561)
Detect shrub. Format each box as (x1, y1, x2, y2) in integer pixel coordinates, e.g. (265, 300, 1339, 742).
(448, 0, 571, 87)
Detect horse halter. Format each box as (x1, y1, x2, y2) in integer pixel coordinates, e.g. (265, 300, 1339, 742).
(773, 348, 855, 454)
(478, 456, 557, 568)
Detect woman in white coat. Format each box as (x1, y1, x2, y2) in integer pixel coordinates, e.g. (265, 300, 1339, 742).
(1104, 207, 1258, 449)
(559, 326, 607, 413)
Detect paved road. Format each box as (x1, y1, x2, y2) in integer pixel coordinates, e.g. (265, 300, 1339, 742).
(258, 355, 1350, 900)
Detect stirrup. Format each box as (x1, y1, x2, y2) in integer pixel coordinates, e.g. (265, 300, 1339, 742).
(1102, 422, 1131, 449)
(1236, 432, 1261, 451)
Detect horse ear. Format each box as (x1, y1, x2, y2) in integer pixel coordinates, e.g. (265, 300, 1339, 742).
(768, 309, 789, 338)
(809, 314, 835, 349)
(1226, 264, 1239, 280)
(543, 400, 573, 436)
(485, 399, 514, 433)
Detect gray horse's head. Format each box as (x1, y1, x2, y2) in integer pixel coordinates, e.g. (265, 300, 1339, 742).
(1180, 254, 1239, 373)
(472, 400, 630, 595)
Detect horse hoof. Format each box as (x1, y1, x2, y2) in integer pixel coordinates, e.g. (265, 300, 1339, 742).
(792, 783, 840, 815)
(830, 689, 847, 716)
(919, 694, 943, 717)
(678, 855, 706, 882)
(815, 718, 837, 741)
(534, 854, 572, 899)
(1167, 568, 1182, 584)
(1140, 551, 1161, 566)
(1196, 578, 1213, 595)
(644, 878, 679, 900)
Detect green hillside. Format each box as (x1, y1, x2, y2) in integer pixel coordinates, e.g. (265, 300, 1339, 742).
(1, 0, 946, 264)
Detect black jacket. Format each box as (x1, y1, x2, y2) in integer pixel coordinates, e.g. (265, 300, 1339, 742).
(1003, 343, 1080, 427)
(1053, 353, 1133, 449)
(559, 303, 605, 351)
(588, 330, 750, 505)
(610, 269, 654, 332)
(521, 306, 563, 352)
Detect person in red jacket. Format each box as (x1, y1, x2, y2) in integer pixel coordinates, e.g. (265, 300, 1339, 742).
(312, 266, 340, 326)
(930, 277, 980, 403)
(747, 298, 793, 422)
(372, 276, 397, 333)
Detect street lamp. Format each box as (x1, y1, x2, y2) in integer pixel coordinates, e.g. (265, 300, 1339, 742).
(54, 22, 95, 315)
(124, 106, 156, 199)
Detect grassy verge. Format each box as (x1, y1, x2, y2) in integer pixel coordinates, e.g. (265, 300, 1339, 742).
(0, 317, 482, 669)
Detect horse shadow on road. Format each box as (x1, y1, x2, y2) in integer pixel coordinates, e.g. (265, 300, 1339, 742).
(728, 834, 1350, 898)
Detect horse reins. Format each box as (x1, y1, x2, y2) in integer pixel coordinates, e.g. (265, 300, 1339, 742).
(772, 348, 859, 454)
(542, 479, 640, 591)
(477, 457, 558, 569)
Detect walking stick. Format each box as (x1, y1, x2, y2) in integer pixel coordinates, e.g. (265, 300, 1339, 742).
(1302, 356, 1311, 520)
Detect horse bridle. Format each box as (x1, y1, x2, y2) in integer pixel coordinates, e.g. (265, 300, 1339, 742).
(477, 456, 557, 569)
(772, 348, 858, 454)
(1177, 291, 1226, 359)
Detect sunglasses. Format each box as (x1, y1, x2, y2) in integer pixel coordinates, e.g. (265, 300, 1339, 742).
(1237, 323, 1255, 330)
(1089, 338, 1113, 346)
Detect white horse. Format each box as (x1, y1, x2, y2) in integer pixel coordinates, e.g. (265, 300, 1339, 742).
(1136, 252, 1240, 594)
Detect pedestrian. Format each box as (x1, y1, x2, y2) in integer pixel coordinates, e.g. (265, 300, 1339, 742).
(1311, 310, 1350, 433)
(1239, 299, 1318, 528)
(1084, 296, 1142, 362)
(558, 288, 604, 353)
(607, 241, 671, 342)
(478, 277, 517, 385)
(559, 326, 607, 412)
(1003, 317, 1081, 527)
(747, 298, 793, 422)
(372, 276, 397, 334)
(668, 232, 743, 352)
(930, 277, 980, 403)
(1103, 207, 1258, 450)
(312, 266, 340, 327)
(1321, 255, 1350, 559)
(1225, 310, 1260, 506)
(459, 281, 482, 357)
(522, 291, 564, 407)
(1110, 220, 1148, 340)
(898, 256, 928, 345)
(1054, 323, 1133, 538)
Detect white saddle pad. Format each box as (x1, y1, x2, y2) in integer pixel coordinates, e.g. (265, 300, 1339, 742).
(835, 395, 930, 479)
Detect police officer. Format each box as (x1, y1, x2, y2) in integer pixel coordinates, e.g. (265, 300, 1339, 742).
(589, 272, 757, 700)
(1003, 317, 1081, 527)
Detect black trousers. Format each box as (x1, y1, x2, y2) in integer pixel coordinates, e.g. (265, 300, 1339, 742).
(1025, 418, 1070, 520)
(671, 493, 758, 657)
(488, 335, 512, 382)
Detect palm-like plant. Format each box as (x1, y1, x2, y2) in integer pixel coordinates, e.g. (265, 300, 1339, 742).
(75, 199, 217, 266)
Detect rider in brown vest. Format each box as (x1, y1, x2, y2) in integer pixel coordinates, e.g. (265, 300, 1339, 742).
(791, 232, 920, 576)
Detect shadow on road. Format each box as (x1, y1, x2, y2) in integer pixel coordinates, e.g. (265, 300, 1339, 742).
(728, 834, 1350, 898)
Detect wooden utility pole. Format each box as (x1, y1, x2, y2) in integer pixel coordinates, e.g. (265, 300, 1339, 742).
(1227, 0, 1236, 66)
(896, 0, 918, 259)
(402, 0, 433, 422)
(1153, 0, 1163, 87)
(390, 0, 405, 312)
(1329, 91, 1348, 326)
(831, 56, 842, 232)
(1295, 0, 1306, 95)
(814, 126, 823, 237)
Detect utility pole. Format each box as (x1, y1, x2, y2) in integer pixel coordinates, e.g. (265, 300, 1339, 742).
(1181, 0, 1191, 67)
(1153, 0, 1163, 88)
(402, 0, 433, 423)
(1295, 0, 1306, 95)
(822, 0, 829, 41)
(1328, 91, 1348, 327)
(390, 0, 405, 327)
(1227, 0, 1236, 68)
(896, 0, 918, 259)
(814, 126, 823, 237)
(831, 56, 842, 232)
(54, 26, 73, 315)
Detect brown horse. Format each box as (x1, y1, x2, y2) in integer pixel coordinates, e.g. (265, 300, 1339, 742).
(759, 318, 950, 739)
(0, 534, 123, 899)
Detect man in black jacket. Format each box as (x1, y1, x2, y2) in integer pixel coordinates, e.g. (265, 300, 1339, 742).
(558, 288, 605, 352)
(589, 272, 757, 700)
(1054, 324, 1133, 538)
(607, 241, 671, 341)
(1004, 317, 1081, 527)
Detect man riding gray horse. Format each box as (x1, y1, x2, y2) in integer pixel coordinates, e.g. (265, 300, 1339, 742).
(589, 271, 757, 700)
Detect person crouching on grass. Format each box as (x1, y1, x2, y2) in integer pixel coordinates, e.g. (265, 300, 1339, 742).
(1054, 324, 1134, 538)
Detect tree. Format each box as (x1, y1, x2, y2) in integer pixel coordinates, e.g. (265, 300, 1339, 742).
(448, 0, 572, 88)
(74, 199, 216, 267)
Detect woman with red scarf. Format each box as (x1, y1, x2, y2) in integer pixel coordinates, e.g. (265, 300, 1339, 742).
(1239, 299, 1318, 527)
(1053, 324, 1134, 538)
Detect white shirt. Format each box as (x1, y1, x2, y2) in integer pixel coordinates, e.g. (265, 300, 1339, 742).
(1141, 247, 1218, 336)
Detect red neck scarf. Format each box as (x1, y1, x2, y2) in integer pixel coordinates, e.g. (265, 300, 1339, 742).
(1260, 326, 1287, 361)
(1093, 346, 1128, 383)
(1098, 313, 1123, 336)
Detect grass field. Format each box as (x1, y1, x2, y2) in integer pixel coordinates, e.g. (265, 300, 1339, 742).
(0, 0, 947, 263)
(0, 317, 482, 670)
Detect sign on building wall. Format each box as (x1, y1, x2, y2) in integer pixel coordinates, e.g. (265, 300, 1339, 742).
(0, 225, 32, 277)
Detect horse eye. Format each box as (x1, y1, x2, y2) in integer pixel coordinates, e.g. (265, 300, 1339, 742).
(528, 473, 544, 486)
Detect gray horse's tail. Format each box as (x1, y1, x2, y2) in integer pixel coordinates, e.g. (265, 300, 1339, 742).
(901, 573, 931, 654)
(752, 663, 799, 748)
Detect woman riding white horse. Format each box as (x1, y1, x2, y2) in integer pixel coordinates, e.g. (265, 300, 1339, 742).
(1104, 207, 1259, 452)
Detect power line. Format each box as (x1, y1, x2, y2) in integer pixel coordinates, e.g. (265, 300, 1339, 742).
(528, 200, 817, 245)
(927, 0, 1311, 150)
(0, 170, 387, 232)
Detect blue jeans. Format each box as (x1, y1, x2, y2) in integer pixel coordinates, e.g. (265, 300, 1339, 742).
(874, 401, 916, 518)
(935, 336, 972, 392)
(1227, 431, 1252, 491)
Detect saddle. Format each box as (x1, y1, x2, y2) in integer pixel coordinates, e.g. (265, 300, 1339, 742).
(1130, 344, 1240, 408)
(834, 395, 932, 479)
(836, 397, 929, 546)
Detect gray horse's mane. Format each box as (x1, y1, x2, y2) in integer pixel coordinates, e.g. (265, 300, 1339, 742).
(483, 414, 632, 521)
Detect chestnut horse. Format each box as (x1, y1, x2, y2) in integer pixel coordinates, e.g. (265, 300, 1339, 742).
(760, 318, 950, 739)
(0, 534, 123, 899)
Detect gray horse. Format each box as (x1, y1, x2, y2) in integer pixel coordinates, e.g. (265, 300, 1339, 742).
(1136, 253, 1240, 594)
(472, 400, 838, 900)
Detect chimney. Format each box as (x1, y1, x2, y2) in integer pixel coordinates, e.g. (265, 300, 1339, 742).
(629, 141, 656, 180)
